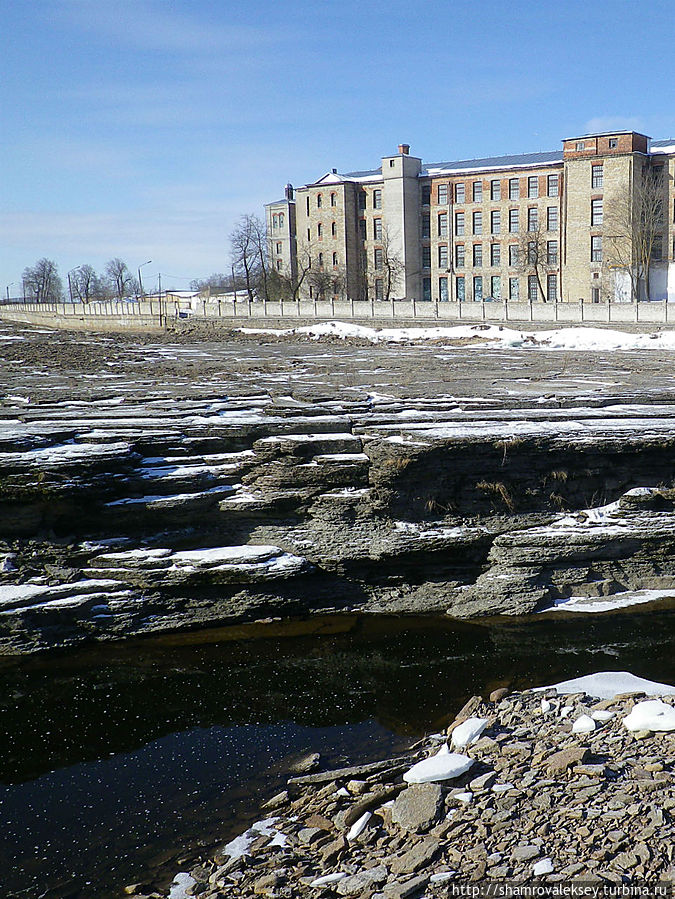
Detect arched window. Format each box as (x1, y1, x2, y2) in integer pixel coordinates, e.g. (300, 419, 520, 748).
(279, 212, 284, 227)
(331, 221, 337, 237)
(330, 193, 337, 206)
(318, 252, 324, 267)
(317, 223, 323, 238)
(272, 215, 278, 229)
(317, 194, 323, 208)
(333, 252, 338, 266)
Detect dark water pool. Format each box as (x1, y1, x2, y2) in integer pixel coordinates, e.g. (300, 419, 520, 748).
(2, 606, 675, 898)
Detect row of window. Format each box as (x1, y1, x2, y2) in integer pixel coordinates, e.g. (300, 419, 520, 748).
(310, 193, 339, 212)
(451, 241, 558, 269)
(311, 221, 340, 239)
(423, 274, 558, 302)
(449, 206, 558, 236)
(428, 174, 560, 205)
(271, 213, 285, 228)
(314, 252, 340, 267)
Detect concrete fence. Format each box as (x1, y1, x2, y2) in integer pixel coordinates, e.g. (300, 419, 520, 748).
(1, 298, 674, 332)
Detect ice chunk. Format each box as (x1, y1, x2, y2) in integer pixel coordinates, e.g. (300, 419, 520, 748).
(310, 873, 347, 887)
(347, 811, 371, 840)
(168, 873, 196, 899)
(451, 717, 489, 748)
(403, 744, 474, 783)
(572, 715, 596, 734)
(623, 700, 675, 732)
(539, 671, 675, 700)
(533, 858, 554, 876)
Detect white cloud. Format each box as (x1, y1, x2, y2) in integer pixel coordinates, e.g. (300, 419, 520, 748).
(584, 116, 644, 135)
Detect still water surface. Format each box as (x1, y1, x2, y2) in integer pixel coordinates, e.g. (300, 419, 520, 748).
(2, 607, 675, 898)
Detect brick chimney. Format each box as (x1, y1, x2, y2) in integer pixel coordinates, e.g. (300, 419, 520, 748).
(398, 143, 410, 155)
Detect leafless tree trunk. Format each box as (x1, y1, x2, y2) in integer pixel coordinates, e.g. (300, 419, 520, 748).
(105, 258, 137, 299)
(516, 224, 552, 301)
(230, 214, 270, 301)
(22, 258, 63, 302)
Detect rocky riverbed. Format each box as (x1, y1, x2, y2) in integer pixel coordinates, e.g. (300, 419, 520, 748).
(127, 671, 675, 898)
(4, 322, 675, 652)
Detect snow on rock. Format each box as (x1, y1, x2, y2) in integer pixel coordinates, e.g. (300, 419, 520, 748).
(346, 810, 372, 841)
(572, 715, 596, 734)
(546, 588, 675, 614)
(451, 717, 489, 748)
(310, 873, 348, 887)
(539, 671, 675, 700)
(533, 858, 555, 876)
(168, 872, 196, 899)
(403, 743, 474, 784)
(222, 817, 282, 860)
(623, 700, 675, 732)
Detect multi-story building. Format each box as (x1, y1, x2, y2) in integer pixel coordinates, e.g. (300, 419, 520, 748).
(266, 131, 675, 304)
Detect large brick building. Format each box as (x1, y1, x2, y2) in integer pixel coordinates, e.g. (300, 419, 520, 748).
(266, 131, 675, 304)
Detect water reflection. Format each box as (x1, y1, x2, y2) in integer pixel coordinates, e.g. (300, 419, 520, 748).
(1, 607, 674, 897)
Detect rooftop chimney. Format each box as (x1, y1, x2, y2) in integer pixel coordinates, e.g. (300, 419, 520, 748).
(285, 182, 294, 200)
(398, 143, 410, 155)
(332, 167, 337, 174)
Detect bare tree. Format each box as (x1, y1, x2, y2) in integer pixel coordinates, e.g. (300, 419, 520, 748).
(306, 260, 347, 301)
(71, 265, 105, 302)
(230, 214, 270, 302)
(105, 258, 138, 299)
(22, 258, 63, 302)
(375, 226, 405, 301)
(516, 223, 554, 302)
(604, 163, 667, 302)
(189, 273, 232, 294)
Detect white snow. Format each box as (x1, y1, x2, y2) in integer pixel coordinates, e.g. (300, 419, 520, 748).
(0, 579, 124, 611)
(451, 717, 489, 748)
(222, 817, 281, 860)
(623, 699, 675, 732)
(533, 858, 555, 876)
(168, 872, 196, 899)
(239, 322, 675, 353)
(430, 872, 457, 883)
(572, 715, 596, 734)
(403, 743, 474, 783)
(591, 710, 615, 722)
(347, 810, 372, 840)
(310, 873, 348, 887)
(539, 671, 675, 699)
(454, 791, 473, 803)
(492, 783, 515, 793)
(544, 588, 675, 614)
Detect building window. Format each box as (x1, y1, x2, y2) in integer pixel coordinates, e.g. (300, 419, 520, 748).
(455, 244, 465, 268)
(547, 174, 559, 197)
(527, 207, 538, 231)
(276, 259, 282, 271)
(307, 228, 311, 241)
(438, 212, 448, 237)
(547, 240, 558, 265)
(609, 138, 618, 149)
(491, 179, 501, 201)
(331, 192, 337, 206)
(359, 219, 366, 240)
(509, 244, 519, 266)
(317, 223, 323, 238)
(438, 244, 448, 268)
(438, 184, 448, 205)
(576, 141, 585, 151)
(317, 194, 323, 208)
(509, 277, 519, 299)
(272, 215, 278, 229)
(455, 183, 465, 203)
(591, 235, 603, 262)
(275, 242, 282, 254)
(509, 208, 519, 232)
(456, 276, 465, 301)
(491, 210, 501, 234)
(527, 241, 537, 265)
(439, 276, 448, 301)
(422, 213, 431, 238)
(358, 192, 366, 210)
(491, 275, 501, 300)
(652, 235, 663, 261)
(473, 210, 482, 234)
(373, 189, 382, 209)
(374, 248, 383, 269)
(473, 276, 483, 302)
(279, 213, 284, 227)
(423, 278, 432, 301)
(547, 273, 557, 301)
(473, 181, 483, 202)
(318, 252, 324, 267)
(528, 275, 538, 301)
(509, 178, 520, 200)
(491, 243, 501, 267)
(473, 244, 483, 267)
(455, 211, 465, 235)
(528, 176, 539, 198)
(422, 246, 431, 268)
(591, 198, 603, 225)
(374, 218, 382, 239)
(547, 206, 558, 231)
(306, 196, 310, 215)
(331, 221, 337, 237)
(592, 165, 603, 189)
(332, 252, 338, 266)
(422, 184, 431, 205)
(375, 279, 384, 300)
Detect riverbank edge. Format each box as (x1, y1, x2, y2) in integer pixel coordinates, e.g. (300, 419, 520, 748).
(127, 679, 675, 899)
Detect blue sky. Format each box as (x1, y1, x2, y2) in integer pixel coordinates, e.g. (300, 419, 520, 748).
(2, 0, 674, 295)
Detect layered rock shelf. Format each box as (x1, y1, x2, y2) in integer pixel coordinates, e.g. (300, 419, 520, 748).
(4, 323, 675, 652)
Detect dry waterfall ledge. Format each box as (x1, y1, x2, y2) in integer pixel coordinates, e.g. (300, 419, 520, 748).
(132, 671, 675, 899)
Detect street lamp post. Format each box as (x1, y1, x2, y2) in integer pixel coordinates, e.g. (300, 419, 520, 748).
(5, 282, 15, 302)
(138, 260, 152, 298)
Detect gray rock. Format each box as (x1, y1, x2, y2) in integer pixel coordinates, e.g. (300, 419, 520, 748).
(391, 784, 444, 834)
(336, 865, 388, 895)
